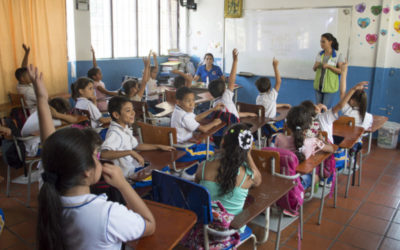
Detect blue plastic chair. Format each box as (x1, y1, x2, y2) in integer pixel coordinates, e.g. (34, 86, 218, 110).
(151, 170, 257, 250)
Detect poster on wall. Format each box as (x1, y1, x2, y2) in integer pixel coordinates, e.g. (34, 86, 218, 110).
(224, 0, 242, 18)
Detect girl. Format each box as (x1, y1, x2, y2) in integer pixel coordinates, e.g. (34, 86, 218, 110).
(193, 53, 225, 83)
(313, 33, 345, 108)
(28, 64, 156, 250)
(146, 52, 162, 114)
(71, 77, 111, 128)
(195, 123, 262, 232)
(119, 56, 151, 102)
(342, 90, 373, 130)
(275, 106, 335, 189)
(89, 46, 118, 112)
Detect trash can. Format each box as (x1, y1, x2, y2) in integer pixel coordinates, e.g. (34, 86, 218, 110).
(377, 121, 400, 149)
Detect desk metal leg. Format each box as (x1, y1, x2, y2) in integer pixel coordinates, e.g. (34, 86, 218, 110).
(275, 210, 283, 250)
(206, 136, 210, 161)
(334, 169, 338, 208)
(257, 207, 270, 244)
(258, 128, 262, 149)
(366, 132, 372, 156)
(318, 172, 327, 225)
(345, 151, 353, 198)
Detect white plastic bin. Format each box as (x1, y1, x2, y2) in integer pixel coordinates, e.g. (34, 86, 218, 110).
(377, 121, 400, 149)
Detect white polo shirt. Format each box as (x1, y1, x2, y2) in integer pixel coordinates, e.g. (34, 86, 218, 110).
(61, 193, 145, 250)
(145, 78, 158, 101)
(16, 83, 37, 114)
(213, 89, 239, 119)
(171, 105, 200, 143)
(102, 121, 139, 177)
(342, 104, 373, 130)
(256, 89, 278, 118)
(75, 97, 102, 128)
(317, 109, 338, 143)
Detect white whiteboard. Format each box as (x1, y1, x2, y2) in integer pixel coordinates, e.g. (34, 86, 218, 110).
(224, 8, 352, 79)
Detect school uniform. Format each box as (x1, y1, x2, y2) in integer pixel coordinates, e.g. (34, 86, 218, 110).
(195, 64, 223, 82)
(256, 89, 284, 135)
(171, 105, 214, 162)
(213, 89, 239, 119)
(145, 78, 160, 114)
(342, 104, 373, 130)
(16, 83, 37, 114)
(102, 121, 140, 177)
(75, 97, 102, 128)
(94, 80, 108, 112)
(61, 193, 145, 250)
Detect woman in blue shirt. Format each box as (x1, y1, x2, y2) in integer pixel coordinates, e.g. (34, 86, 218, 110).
(194, 53, 225, 82)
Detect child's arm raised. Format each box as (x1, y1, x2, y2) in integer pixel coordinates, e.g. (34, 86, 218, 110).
(228, 49, 239, 91)
(152, 51, 159, 73)
(91, 45, 98, 68)
(21, 44, 30, 68)
(332, 81, 368, 114)
(171, 70, 193, 88)
(27, 65, 55, 142)
(102, 163, 156, 236)
(136, 55, 151, 99)
(273, 57, 282, 92)
(339, 62, 348, 100)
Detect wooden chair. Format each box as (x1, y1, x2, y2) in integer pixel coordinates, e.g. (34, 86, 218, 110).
(131, 101, 150, 123)
(165, 89, 177, 104)
(250, 149, 303, 249)
(236, 102, 265, 119)
(334, 116, 355, 127)
(136, 122, 198, 173)
(8, 93, 29, 119)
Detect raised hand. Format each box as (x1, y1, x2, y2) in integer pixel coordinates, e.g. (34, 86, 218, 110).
(272, 57, 279, 67)
(22, 44, 30, 53)
(353, 81, 368, 91)
(232, 48, 239, 61)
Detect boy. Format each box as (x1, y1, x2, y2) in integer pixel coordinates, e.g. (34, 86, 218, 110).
(101, 96, 174, 177)
(15, 44, 37, 114)
(171, 69, 193, 89)
(146, 52, 162, 114)
(255, 58, 291, 136)
(171, 87, 223, 162)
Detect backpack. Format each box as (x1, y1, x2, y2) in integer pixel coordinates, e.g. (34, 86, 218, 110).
(209, 110, 240, 148)
(262, 147, 304, 215)
(1, 118, 26, 170)
(181, 200, 240, 250)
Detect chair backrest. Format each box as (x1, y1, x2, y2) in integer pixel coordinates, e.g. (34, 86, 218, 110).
(165, 89, 177, 104)
(8, 93, 26, 106)
(319, 130, 328, 142)
(236, 102, 265, 119)
(152, 170, 212, 224)
(250, 149, 280, 174)
(131, 101, 149, 122)
(334, 116, 355, 127)
(136, 121, 177, 145)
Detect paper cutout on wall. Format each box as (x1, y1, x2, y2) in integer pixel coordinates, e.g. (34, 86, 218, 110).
(366, 34, 378, 44)
(394, 21, 400, 33)
(383, 7, 390, 14)
(358, 17, 370, 28)
(380, 29, 387, 36)
(394, 4, 400, 11)
(393, 42, 400, 53)
(355, 3, 366, 13)
(371, 5, 382, 16)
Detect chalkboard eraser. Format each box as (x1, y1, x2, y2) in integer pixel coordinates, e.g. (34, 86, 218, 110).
(238, 72, 254, 77)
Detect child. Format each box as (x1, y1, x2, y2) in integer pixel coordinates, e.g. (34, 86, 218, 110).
(171, 69, 193, 89)
(119, 56, 151, 102)
(146, 52, 162, 113)
(28, 64, 155, 250)
(342, 90, 373, 130)
(255, 58, 291, 136)
(71, 77, 111, 128)
(101, 96, 175, 177)
(208, 49, 256, 120)
(89, 46, 118, 112)
(195, 123, 261, 233)
(275, 106, 335, 189)
(15, 44, 37, 114)
(171, 87, 223, 162)
(21, 98, 79, 157)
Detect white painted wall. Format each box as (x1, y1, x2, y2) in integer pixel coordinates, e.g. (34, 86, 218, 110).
(187, 0, 400, 69)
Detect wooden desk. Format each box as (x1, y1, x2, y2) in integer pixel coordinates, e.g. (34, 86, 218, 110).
(0, 103, 21, 116)
(364, 115, 388, 155)
(50, 92, 71, 99)
(127, 200, 197, 250)
(231, 172, 294, 229)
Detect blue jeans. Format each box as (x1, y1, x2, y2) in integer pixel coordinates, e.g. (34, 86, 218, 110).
(315, 91, 335, 109)
(300, 173, 313, 189)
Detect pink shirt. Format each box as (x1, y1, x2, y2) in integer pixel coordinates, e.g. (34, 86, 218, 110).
(275, 134, 325, 159)
(94, 80, 108, 112)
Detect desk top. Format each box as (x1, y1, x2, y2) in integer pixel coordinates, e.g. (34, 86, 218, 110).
(189, 120, 227, 144)
(368, 115, 388, 133)
(333, 123, 364, 149)
(240, 107, 290, 133)
(230, 172, 295, 229)
(296, 146, 338, 175)
(50, 92, 71, 99)
(127, 200, 197, 250)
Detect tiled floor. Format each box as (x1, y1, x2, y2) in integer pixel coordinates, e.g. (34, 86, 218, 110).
(0, 142, 400, 250)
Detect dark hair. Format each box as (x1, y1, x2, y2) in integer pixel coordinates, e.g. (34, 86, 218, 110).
(119, 79, 139, 96)
(350, 90, 367, 122)
(204, 53, 214, 61)
(217, 123, 251, 196)
(15, 67, 28, 81)
(150, 66, 157, 73)
(71, 77, 93, 100)
(174, 76, 186, 89)
(176, 86, 194, 101)
(208, 79, 225, 98)
(87, 67, 101, 79)
(49, 98, 71, 114)
(37, 128, 102, 250)
(255, 77, 271, 93)
(321, 33, 339, 51)
(108, 96, 132, 121)
(300, 100, 317, 118)
(286, 106, 312, 163)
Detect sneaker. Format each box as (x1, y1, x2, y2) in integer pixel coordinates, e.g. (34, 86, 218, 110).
(283, 209, 297, 217)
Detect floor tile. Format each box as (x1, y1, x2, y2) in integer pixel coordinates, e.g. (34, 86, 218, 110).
(367, 192, 400, 208)
(331, 196, 362, 211)
(0, 229, 22, 249)
(358, 202, 395, 221)
(338, 185, 370, 201)
(331, 241, 362, 250)
(387, 222, 400, 241)
(285, 231, 331, 250)
(349, 213, 390, 235)
(379, 175, 400, 187)
(8, 219, 37, 244)
(321, 206, 354, 225)
(303, 214, 344, 239)
(0, 197, 37, 227)
(392, 212, 400, 224)
(337, 226, 383, 250)
(380, 237, 400, 250)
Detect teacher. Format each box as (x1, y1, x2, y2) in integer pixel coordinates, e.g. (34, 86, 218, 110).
(313, 33, 344, 108)
(193, 53, 225, 83)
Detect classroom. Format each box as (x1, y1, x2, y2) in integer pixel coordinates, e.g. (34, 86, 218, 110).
(1, 0, 400, 249)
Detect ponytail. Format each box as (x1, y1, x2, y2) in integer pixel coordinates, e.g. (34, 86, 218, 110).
(351, 90, 367, 121)
(322, 33, 339, 51)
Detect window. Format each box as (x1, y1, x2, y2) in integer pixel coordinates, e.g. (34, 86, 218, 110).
(90, 0, 179, 58)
